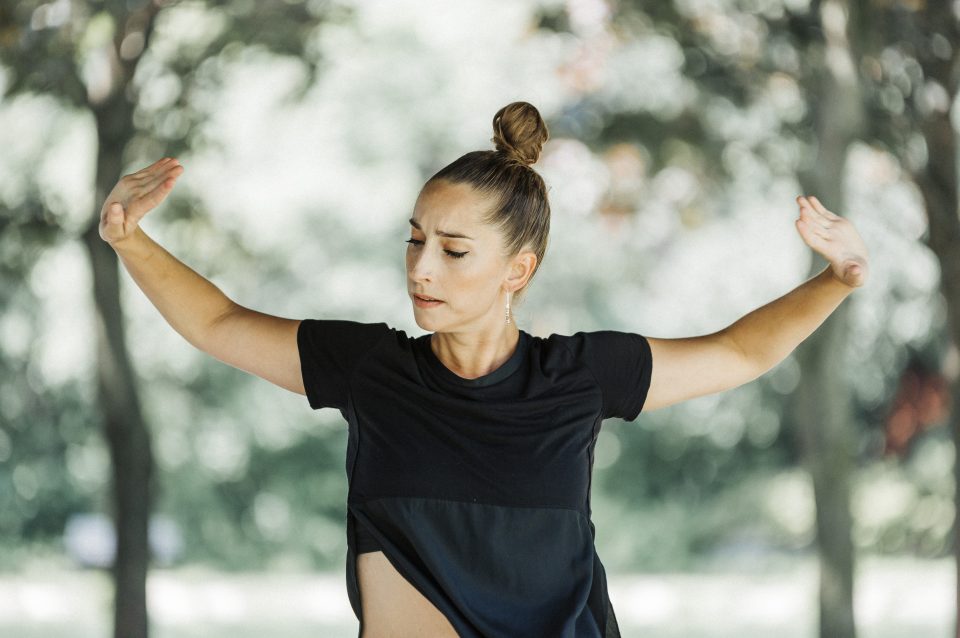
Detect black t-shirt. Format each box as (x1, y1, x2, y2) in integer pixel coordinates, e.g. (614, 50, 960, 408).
(297, 319, 653, 638)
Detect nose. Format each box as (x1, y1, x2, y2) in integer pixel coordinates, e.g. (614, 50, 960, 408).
(407, 243, 435, 283)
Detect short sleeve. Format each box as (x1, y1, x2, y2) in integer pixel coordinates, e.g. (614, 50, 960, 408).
(563, 330, 653, 421)
(296, 319, 391, 410)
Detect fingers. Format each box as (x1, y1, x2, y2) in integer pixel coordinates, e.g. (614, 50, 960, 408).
(799, 195, 840, 220)
(129, 174, 179, 220)
(138, 158, 181, 187)
(796, 195, 835, 230)
(124, 159, 183, 220)
(141, 162, 183, 194)
(101, 202, 127, 243)
(799, 206, 830, 233)
(128, 157, 180, 183)
(796, 216, 831, 242)
(796, 196, 833, 241)
(809, 196, 840, 219)
(127, 159, 167, 182)
(148, 175, 178, 204)
(106, 201, 124, 225)
(100, 158, 182, 245)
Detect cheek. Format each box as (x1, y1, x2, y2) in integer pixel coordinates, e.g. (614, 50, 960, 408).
(405, 253, 500, 298)
(458, 263, 504, 300)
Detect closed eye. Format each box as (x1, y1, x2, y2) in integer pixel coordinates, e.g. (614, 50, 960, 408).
(405, 238, 468, 259)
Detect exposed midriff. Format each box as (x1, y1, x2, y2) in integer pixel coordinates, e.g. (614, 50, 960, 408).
(356, 550, 459, 637)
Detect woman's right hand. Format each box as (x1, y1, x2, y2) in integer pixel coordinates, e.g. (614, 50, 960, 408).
(99, 157, 185, 248)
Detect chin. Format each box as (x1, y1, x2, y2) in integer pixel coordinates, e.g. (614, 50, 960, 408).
(411, 310, 437, 330)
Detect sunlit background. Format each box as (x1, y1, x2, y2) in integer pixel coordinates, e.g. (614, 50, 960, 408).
(0, 0, 955, 636)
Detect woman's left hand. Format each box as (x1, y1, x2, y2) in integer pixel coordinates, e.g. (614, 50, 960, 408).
(795, 195, 869, 288)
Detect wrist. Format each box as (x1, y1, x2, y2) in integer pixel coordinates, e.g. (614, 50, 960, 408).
(112, 227, 151, 260)
(824, 264, 857, 291)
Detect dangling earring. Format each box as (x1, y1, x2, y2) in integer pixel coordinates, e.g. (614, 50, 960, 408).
(505, 290, 512, 324)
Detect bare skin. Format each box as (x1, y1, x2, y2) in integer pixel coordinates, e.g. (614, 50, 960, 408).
(100, 158, 536, 638)
(406, 179, 537, 380)
(97, 159, 872, 635)
(351, 180, 538, 635)
(357, 552, 459, 637)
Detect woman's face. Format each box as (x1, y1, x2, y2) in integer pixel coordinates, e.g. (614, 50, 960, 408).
(405, 180, 533, 332)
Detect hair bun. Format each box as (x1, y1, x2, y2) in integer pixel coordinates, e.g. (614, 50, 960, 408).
(491, 101, 550, 167)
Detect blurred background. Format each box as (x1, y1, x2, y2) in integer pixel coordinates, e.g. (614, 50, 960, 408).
(0, 0, 956, 636)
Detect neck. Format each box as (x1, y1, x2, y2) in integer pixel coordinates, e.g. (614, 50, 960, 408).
(430, 325, 521, 380)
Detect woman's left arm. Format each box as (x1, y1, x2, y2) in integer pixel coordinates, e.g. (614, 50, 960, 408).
(642, 196, 869, 412)
(725, 195, 870, 371)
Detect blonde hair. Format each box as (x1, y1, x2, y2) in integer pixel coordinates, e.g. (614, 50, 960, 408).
(426, 101, 551, 305)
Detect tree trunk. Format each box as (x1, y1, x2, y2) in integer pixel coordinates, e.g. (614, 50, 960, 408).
(791, 303, 857, 638)
(79, 67, 156, 638)
(76, 4, 165, 635)
(907, 4, 960, 636)
(791, 2, 865, 636)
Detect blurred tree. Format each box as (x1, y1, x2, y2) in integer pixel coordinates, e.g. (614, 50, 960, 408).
(848, 0, 960, 633)
(787, 3, 863, 635)
(537, 0, 957, 635)
(577, 0, 960, 635)
(552, 1, 866, 633)
(0, 1, 346, 636)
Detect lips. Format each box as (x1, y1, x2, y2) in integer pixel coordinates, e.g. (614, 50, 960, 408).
(414, 294, 443, 302)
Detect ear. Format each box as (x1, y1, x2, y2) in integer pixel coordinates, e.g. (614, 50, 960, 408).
(505, 249, 537, 293)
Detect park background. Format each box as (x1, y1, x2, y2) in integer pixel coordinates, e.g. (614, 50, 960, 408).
(0, 0, 956, 636)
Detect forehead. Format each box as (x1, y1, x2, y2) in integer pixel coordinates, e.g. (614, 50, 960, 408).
(411, 181, 492, 233)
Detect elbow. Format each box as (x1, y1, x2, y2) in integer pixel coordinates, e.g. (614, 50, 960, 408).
(195, 300, 242, 355)
(720, 328, 772, 384)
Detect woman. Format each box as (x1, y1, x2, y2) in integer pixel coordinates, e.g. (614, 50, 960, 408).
(99, 101, 869, 637)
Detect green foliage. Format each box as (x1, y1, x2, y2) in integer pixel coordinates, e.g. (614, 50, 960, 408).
(0, 380, 100, 569)
(0, 0, 951, 577)
(156, 421, 350, 570)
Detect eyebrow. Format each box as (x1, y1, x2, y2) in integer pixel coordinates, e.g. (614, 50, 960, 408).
(408, 217, 474, 240)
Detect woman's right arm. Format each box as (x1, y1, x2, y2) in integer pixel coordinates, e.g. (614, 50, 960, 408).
(102, 158, 306, 396)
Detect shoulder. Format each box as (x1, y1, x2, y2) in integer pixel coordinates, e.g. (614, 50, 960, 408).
(298, 318, 394, 349)
(542, 329, 653, 421)
(296, 319, 423, 370)
(296, 319, 414, 410)
(544, 330, 650, 361)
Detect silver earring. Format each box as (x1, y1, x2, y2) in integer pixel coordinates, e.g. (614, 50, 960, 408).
(505, 291, 512, 324)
